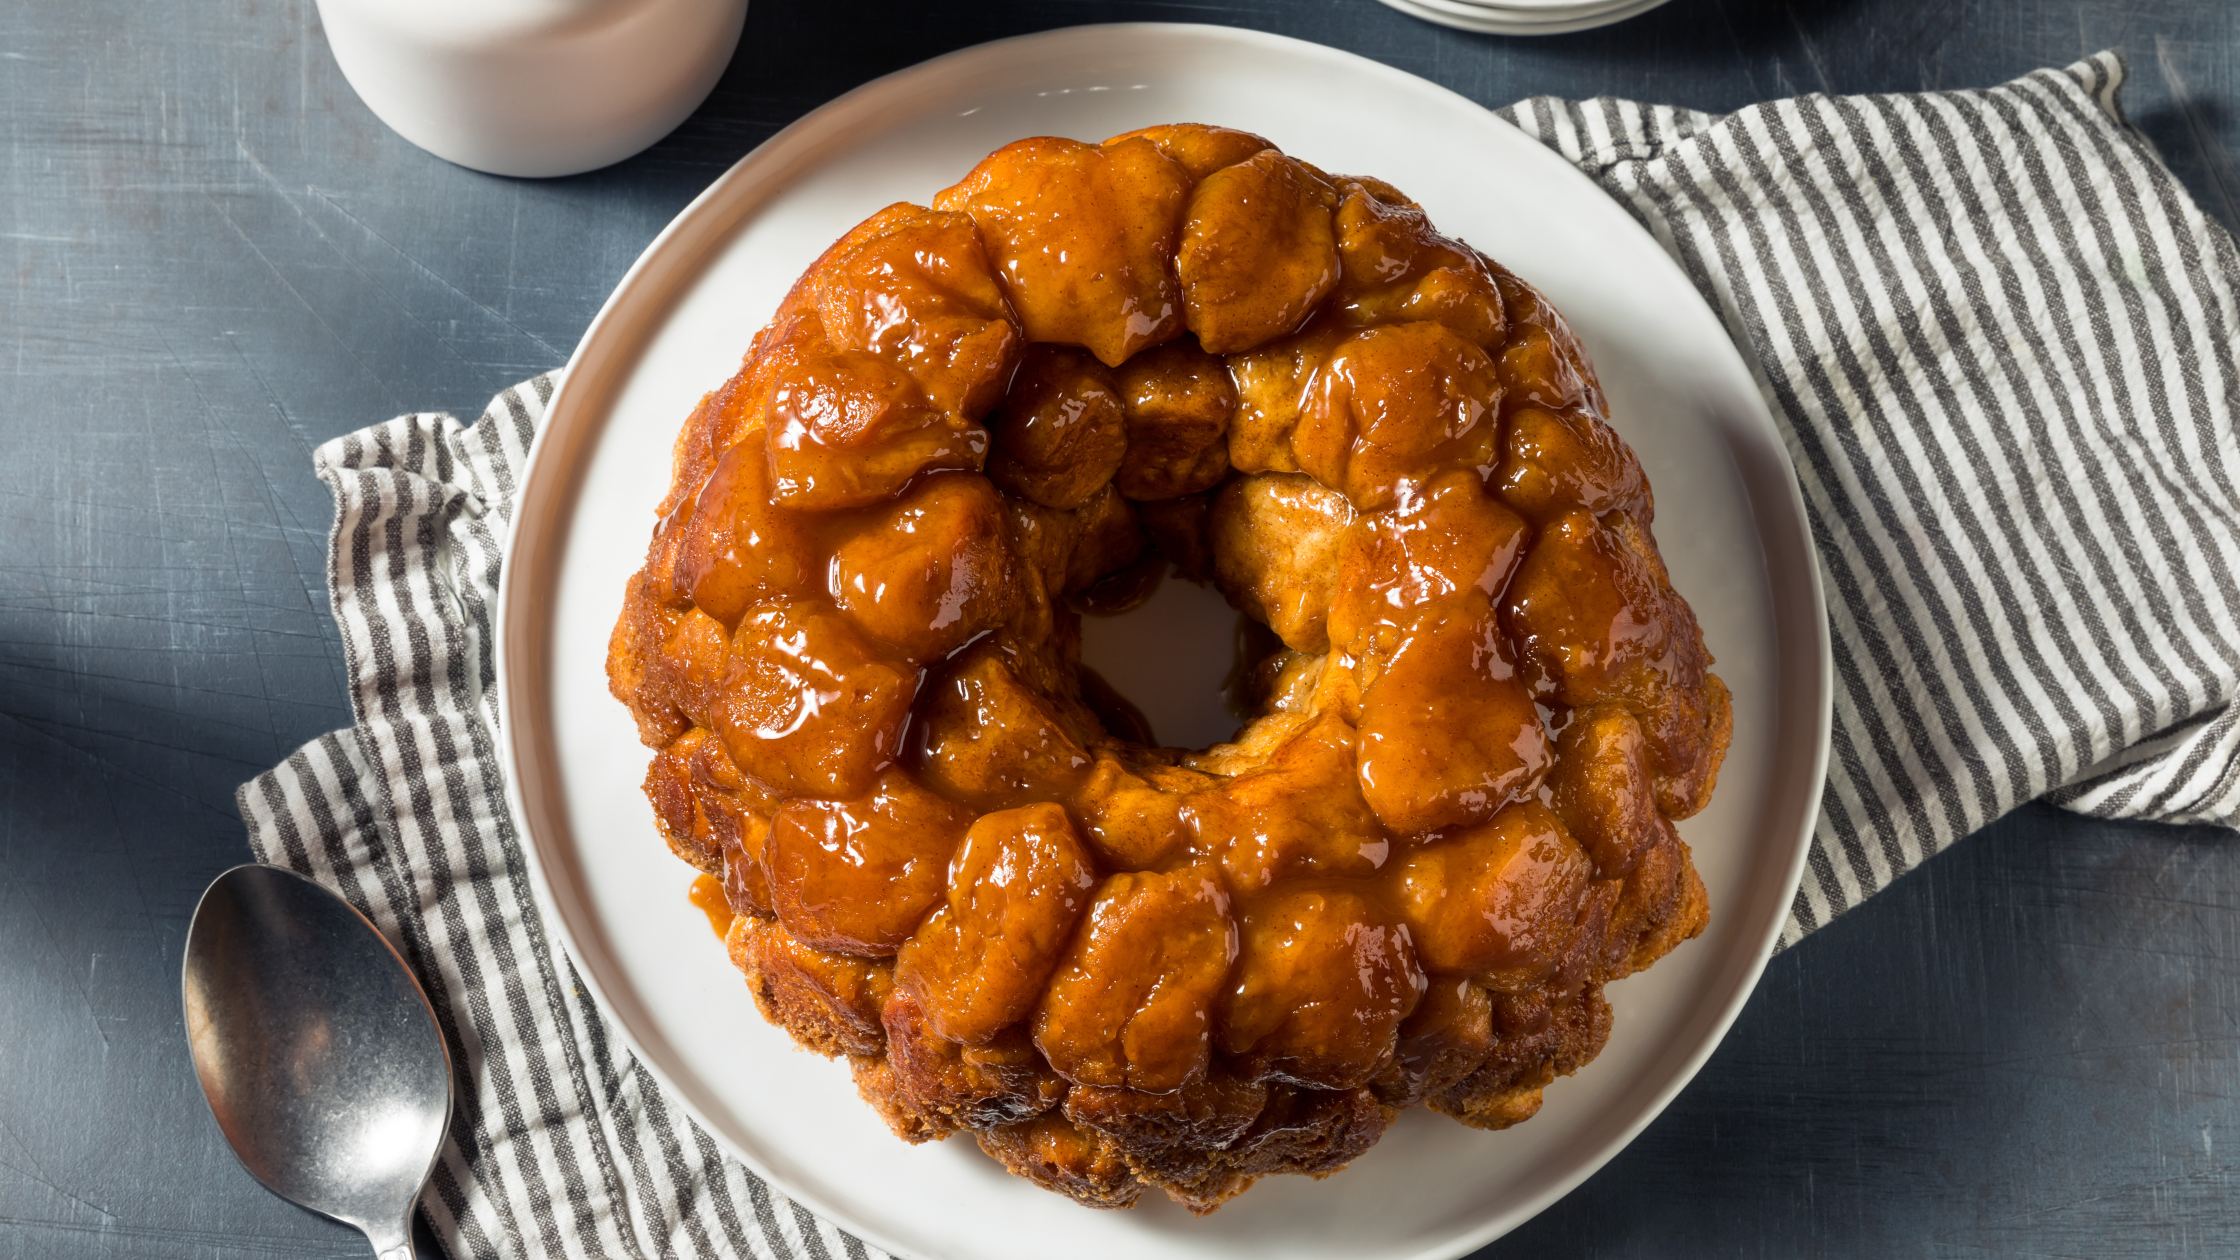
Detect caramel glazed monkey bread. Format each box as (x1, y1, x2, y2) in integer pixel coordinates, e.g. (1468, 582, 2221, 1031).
(607, 123, 1733, 1214)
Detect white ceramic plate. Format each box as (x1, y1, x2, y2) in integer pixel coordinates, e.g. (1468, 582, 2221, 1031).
(498, 22, 1829, 1260)
(1436, 0, 1634, 9)
(1376, 0, 1672, 36)
(1403, 0, 1641, 19)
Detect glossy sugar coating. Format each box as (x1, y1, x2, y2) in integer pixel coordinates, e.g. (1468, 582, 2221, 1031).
(608, 123, 1732, 1214)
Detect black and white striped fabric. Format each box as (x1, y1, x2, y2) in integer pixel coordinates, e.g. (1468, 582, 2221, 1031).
(238, 50, 2238, 1258)
(1504, 51, 2240, 946)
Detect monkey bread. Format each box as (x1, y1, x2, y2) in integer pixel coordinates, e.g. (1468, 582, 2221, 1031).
(608, 123, 1730, 1213)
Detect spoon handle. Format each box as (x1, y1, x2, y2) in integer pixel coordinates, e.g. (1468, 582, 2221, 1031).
(366, 1215, 417, 1260)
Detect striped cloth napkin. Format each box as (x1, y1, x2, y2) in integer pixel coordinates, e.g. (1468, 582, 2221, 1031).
(238, 50, 2239, 1260)
(1500, 50, 2240, 942)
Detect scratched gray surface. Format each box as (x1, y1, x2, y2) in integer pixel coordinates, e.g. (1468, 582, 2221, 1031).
(2, 0, 2237, 1256)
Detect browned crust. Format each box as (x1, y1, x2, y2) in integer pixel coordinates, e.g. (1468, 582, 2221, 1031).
(976, 1113, 1146, 1209)
(729, 917, 891, 1058)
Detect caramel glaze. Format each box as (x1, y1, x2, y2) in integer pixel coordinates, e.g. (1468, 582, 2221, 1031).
(609, 122, 1731, 1215)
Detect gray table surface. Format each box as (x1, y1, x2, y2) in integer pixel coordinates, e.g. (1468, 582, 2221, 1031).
(5, 0, 2239, 1256)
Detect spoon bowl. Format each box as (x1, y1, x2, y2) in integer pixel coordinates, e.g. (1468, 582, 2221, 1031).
(183, 864, 453, 1259)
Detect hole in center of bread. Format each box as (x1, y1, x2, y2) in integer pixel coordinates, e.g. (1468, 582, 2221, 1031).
(1076, 567, 1254, 752)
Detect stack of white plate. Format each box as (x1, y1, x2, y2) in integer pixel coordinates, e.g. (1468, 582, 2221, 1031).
(1377, 0, 1669, 36)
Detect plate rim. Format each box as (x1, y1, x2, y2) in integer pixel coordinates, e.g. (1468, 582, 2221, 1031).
(1374, 0, 1673, 36)
(495, 21, 1831, 1259)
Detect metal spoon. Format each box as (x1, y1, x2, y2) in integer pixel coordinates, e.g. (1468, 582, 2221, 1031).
(182, 864, 453, 1260)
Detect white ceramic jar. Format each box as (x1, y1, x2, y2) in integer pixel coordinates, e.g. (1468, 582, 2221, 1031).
(315, 0, 748, 178)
